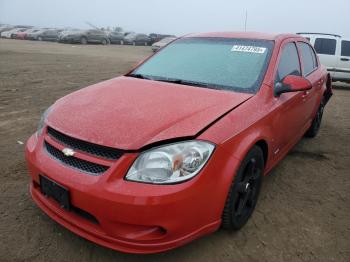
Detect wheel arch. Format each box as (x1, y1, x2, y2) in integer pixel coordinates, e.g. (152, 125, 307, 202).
(255, 139, 269, 165)
(323, 73, 333, 104)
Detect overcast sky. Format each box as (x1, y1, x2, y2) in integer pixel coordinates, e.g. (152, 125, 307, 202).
(1, 0, 349, 37)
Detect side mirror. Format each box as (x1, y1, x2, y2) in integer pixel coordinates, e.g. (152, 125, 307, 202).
(275, 75, 312, 96)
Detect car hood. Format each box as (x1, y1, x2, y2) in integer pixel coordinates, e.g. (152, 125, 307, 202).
(47, 76, 253, 150)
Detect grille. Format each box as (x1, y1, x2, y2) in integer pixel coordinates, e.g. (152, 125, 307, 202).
(44, 141, 109, 175)
(47, 126, 123, 160)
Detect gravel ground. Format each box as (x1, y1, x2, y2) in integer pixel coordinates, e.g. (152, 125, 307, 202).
(0, 39, 349, 262)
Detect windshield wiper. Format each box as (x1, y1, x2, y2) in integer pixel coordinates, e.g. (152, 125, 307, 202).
(155, 78, 222, 90)
(128, 74, 222, 90)
(127, 73, 153, 80)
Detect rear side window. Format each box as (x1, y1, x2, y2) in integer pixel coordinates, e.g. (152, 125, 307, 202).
(298, 42, 318, 75)
(314, 38, 336, 55)
(276, 42, 301, 82)
(341, 41, 350, 57)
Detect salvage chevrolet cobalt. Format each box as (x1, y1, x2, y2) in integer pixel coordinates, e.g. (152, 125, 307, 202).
(25, 32, 332, 253)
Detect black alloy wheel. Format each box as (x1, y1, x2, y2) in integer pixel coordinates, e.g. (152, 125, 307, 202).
(222, 146, 264, 230)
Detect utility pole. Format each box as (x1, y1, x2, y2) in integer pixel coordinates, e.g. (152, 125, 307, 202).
(244, 10, 248, 32)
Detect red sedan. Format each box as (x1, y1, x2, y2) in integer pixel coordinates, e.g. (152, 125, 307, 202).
(25, 32, 332, 253)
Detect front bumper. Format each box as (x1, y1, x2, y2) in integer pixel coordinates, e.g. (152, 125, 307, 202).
(25, 132, 236, 253)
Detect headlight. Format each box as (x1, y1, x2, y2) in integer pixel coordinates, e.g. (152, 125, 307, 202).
(125, 141, 215, 184)
(37, 106, 52, 137)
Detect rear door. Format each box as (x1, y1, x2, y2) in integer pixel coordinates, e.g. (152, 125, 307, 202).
(313, 37, 338, 77)
(297, 41, 322, 124)
(335, 40, 350, 81)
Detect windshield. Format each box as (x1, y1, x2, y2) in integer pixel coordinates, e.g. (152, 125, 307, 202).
(130, 37, 274, 93)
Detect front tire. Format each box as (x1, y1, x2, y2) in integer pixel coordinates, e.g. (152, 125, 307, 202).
(222, 146, 264, 230)
(38, 36, 43, 41)
(305, 99, 325, 138)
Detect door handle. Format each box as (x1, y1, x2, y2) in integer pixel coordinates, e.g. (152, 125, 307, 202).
(341, 57, 350, 61)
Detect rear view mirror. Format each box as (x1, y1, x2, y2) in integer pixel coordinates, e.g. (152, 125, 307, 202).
(275, 75, 312, 96)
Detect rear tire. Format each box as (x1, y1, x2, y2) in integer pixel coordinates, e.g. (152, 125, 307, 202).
(132, 41, 136, 46)
(120, 40, 124, 45)
(305, 99, 325, 138)
(101, 38, 107, 45)
(222, 146, 264, 230)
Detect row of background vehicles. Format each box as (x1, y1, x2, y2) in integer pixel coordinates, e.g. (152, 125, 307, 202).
(0, 24, 176, 51)
(1, 25, 348, 83)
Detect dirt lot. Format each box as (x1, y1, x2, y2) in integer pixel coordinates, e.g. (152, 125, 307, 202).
(0, 39, 349, 262)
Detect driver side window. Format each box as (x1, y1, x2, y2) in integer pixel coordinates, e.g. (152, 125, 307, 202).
(275, 42, 301, 84)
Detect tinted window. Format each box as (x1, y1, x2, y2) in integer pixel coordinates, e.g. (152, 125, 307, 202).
(314, 38, 336, 55)
(341, 40, 350, 57)
(132, 38, 274, 93)
(276, 43, 301, 82)
(298, 42, 318, 75)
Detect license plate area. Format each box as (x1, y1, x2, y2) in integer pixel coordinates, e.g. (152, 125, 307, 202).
(39, 175, 70, 210)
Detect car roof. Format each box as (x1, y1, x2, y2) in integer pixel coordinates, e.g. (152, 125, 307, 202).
(184, 32, 300, 42)
(297, 32, 341, 38)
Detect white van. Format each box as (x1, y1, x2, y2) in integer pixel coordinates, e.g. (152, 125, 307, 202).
(298, 33, 350, 83)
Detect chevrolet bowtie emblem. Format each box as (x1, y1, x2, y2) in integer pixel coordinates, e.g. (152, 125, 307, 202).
(62, 148, 75, 157)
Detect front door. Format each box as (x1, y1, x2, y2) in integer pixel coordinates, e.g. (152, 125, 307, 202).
(271, 41, 306, 154)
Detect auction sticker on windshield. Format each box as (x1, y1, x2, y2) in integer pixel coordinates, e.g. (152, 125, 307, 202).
(231, 45, 266, 53)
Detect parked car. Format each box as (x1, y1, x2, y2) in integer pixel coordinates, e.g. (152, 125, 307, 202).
(35, 29, 62, 41)
(58, 29, 109, 45)
(15, 28, 41, 40)
(0, 25, 15, 34)
(57, 29, 79, 40)
(149, 33, 175, 44)
(26, 32, 332, 253)
(1, 28, 27, 38)
(151, 36, 176, 52)
(123, 33, 151, 46)
(26, 29, 46, 40)
(298, 33, 350, 83)
(108, 31, 132, 44)
(108, 31, 123, 44)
